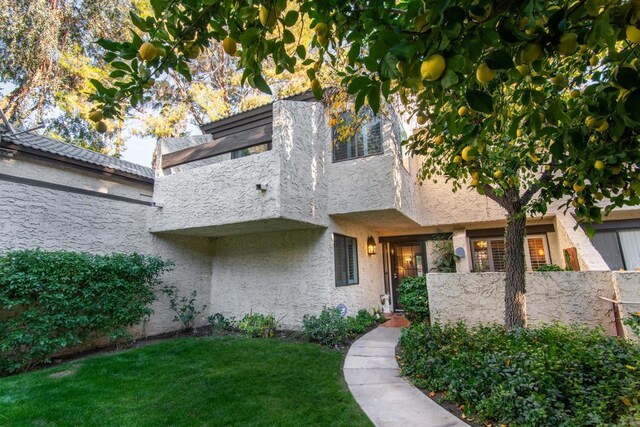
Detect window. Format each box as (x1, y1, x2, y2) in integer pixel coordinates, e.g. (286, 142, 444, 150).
(471, 236, 550, 272)
(231, 142, 272, 159)
(334, 234, 359, 286)
(332, 112, 383, 162)
(590, 226, 640, 271)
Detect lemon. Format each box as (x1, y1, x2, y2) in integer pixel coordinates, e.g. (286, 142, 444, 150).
(493, 170, 503, 179)
(453, 155, 462, 164)
(434, 135, 444, 145)
(310, 79, 321, 91)
(507, 177, 516, 186)
(596, 120, 609, 132)
(516, 129, 523, 138)
(558, 33, 578, 55)
(520, 43, 542, 63)
(413, 14, 429, 33)
(186, 44, 201, 59)
(589, 55, 599, 66)
(470, 178, 480, 186)
(573, 182, 585, 192)
(88, 110, 103, 123)
(585, 116, 598, 128)
(259, 5, 278, 27)
(317, 35, 328, 45)
(222, 37, 237, 55)
(594, 160, 605, 170)
(563, 180, 571, 188)
(476, 63, 496, 83)
(528, 152, 540, 164)
(315, 22, 328, 37)
(570, 90, 580, 98)
(626, 25, 640, 44)
(458, 106, 468, 116)
(416, 114, 427, 125)
(420, 54, 446, 81)
(576, 196, 585, 206)
(461, 146, 475, 161)
(611, 166, 621, 175)
(471, 171, 479, 180)
(95, 121, 108, 134)
(516, 65, 530, 76)
(550, 74, 565, 85)
(139, 42, 157, 61)
(594, 192, 604, 201)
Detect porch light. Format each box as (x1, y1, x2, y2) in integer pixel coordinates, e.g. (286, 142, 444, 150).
(367, 236, 377, 255)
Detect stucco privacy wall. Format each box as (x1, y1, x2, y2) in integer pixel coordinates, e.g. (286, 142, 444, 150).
(428, 272, 617, 335)
(0, 155, 214, 336)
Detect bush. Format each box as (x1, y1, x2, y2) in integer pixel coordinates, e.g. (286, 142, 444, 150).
(535, 264, 565, 271)
(208, 313, 237, 334)
(0, 249, 171, 375)
(303, 307, 382, 347)
(625, 311, 640, 337)
(398, 276, 429, 322)
(161, 286, 207, 331)
(238, 313, 277, 338)
(399, 322, 640, 426)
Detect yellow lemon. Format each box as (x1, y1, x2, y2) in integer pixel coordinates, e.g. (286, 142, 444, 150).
(434, 135, 444, 145)
(626, 25, 640, 44)
(416, 114, 427, 125)
(563, 180, 571, 188)
(594, 160, 605, 170)
(458, 106, 468, 116)
(315, 22, 328, 37)
(528, 152, 540, 164)
(520, 43, 542, 63)
(88, 110, 103, 123)
(476, 63, 496, 83)
(470, 178, 480, 186)
(558, 33, 578, 56)
(139, 42, 157, 61)
(461, 146, 475, 161)
(317, 35, 328, 45)
(420, 54, 446, 81)
(222, 37, 237, 55)
(516, 129, 523, 138)
(493, 170, 503, 179)
(516, 65, 530, 76)
(550, 74, 565, 85)
(570, 90, 580, 98)
(413, 14, 429, 33)
(259, 5, 278, 27)
(573, 182, 585, 192)
(596, 120, 609, 132)
(589, 55, 599, 67)
(453, 155, 462, 164)
(576, 196, 585, 206)
(95, 121, 108, 134)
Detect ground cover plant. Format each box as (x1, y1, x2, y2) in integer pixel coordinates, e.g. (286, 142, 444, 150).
(0, 249, 171, 375)
(399, 322, 640, 426)
(397, 276, 429, 322)
(0, 336, 372, 426)
(302, 307, 383, 346)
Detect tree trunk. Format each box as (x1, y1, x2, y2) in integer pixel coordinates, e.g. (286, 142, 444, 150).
(504, 211, 528, 331)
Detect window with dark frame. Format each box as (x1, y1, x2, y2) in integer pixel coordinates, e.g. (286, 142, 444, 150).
(470, 236, 550, 272)
(332, 111, 383, 162)
(334, 234, 359, 286)
(230, 142, 272, 159)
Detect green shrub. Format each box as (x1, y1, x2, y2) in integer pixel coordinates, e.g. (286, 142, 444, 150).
(399, 322, 640, 426)
(398, 276, 429, 322)
(238, 313, 277, 338)
(302, 307, 381, 347)
(208, 313, 236, 334)
(161, 286, 207, 331)
(535, 264, 565, 271)
(625, 311, 640, 337)
(0, 249, 171, 375)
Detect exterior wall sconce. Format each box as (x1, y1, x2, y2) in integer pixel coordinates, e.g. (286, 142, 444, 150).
(367, 236, 377, 255)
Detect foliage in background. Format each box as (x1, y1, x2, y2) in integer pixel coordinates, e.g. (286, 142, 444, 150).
(0, 249, 171, 375)
(237, 312, 277, 338)
(398, 276, 429, 322)
(208, 313, 237, 334)
(302, 307, 382, 347)
(429, 236, 458, 273)
(399, 322, 640, 426)
(625, 311, 640, 337)
(535, 263, 565, 271)
(161, 287, 207, 332)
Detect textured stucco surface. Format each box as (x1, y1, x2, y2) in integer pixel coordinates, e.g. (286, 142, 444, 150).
(554, 214, 609, 271)
(1, 156, 214, 336)
(428, 272, 617, 334)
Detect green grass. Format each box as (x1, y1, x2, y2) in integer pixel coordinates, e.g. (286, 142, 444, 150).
(0, 336, 372, 427)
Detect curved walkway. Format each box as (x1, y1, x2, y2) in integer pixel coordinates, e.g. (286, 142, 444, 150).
(344, 325, 469, 427)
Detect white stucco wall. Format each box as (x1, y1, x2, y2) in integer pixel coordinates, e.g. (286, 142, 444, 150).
(428, 272, 617, 335)
(554, 214, 609, 271)
(0, 155, 214, 336)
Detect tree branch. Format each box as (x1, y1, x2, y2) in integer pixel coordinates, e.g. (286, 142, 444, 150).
(520, 168, 554, 206)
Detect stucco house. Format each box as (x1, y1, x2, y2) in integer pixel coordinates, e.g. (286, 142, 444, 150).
(2, 92, 639, 333)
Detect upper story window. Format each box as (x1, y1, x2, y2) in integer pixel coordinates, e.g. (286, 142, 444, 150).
(332, 111, 383, 162)
(471, 236, 550, 272)
(334, 234, 359, 286)
(230, 142, 272, 159)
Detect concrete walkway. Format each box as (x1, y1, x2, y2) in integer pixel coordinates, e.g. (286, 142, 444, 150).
(344, 326, 469, 427)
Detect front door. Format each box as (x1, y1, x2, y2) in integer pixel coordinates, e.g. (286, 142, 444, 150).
(390, 242, 426, 311)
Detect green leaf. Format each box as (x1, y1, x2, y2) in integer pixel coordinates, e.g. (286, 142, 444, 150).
(379, 53, 398, 80)
(485, 50, 514, 70)
(584, 225, 596, 239)
(625, 90, 640, 122)
(615, 67, 639, 90)
(348, 43, 361, 66)
(130, 12, 147, 32)
(441, 70, 458, 89)
(368, 85, 381, 113)
(176, 62, 192, 82)
(465, 90, 493, 114)
(252, 73, 272, 95)
(283, 29, 295, 44)
(284, 10, 299, 27)
(296, 45, 306, 59)
(347, 76, 370, 95)
(111, 61, 131, 72)
(96, 38, 120, 52)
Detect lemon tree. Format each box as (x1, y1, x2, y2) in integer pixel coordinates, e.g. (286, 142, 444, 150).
(96, 0, 640, 330)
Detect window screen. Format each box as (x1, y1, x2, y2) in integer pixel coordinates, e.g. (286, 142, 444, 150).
(527, 238, 548, 271)
(490, 240, 506, 271)
(334, 234, 359, 286)
(332, 112, 383, 162)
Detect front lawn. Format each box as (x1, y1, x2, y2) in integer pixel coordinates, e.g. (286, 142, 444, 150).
(0, 336, 372, 427)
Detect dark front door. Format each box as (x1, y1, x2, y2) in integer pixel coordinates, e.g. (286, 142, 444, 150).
(390, 242, 426, 311)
